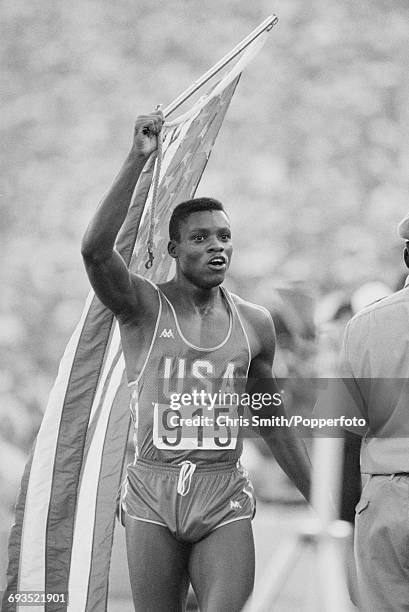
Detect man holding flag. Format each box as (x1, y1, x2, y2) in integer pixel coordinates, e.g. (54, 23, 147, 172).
(81, 110, 311, 611)
(4, 17, 313, 612)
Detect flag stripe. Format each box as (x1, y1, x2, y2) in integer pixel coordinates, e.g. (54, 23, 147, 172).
(85, 379, 131, 611)
(44, 301, 115, 609)
(2, 450, 34, 612)
(84, 326, 122, 449)
(68, 352, 125, 611)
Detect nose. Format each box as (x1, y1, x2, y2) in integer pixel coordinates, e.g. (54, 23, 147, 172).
(207, 237, 224, 252)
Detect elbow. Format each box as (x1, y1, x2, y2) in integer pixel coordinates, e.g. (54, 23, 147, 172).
(81, 218, 116, 264)
(81, 236, 96, 262)
(81, 234, 109, 263)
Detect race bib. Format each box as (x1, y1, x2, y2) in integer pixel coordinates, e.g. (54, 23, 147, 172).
(153, 403, 239, 450)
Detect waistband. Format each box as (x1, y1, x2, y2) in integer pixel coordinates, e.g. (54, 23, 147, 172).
(133, 457, 238, 474)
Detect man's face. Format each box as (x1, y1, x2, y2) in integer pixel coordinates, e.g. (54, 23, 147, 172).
(170, 209, 233, 288)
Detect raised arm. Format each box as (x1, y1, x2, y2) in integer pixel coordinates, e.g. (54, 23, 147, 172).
(246, 308, 312, 502)
(81, 112, 164, 318)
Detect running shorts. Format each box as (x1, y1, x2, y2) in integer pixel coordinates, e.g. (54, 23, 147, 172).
(120, 458, 256, 543)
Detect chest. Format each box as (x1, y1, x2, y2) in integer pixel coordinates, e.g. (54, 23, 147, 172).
(174, 309, 230, 349)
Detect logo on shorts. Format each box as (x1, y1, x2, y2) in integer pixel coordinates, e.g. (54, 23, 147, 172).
(160, 328, 174, 339)
(230, 500, 242, 510)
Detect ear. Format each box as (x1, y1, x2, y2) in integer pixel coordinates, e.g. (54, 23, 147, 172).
(168, 240, 178, 259)
(404, 246, 409, 269)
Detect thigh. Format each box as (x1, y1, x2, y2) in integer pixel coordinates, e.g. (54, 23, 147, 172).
(188, 519, 255, 612)
(125, 514, 190, 612)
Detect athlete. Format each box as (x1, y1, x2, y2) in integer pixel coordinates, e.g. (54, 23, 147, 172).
(81, 111, 311, 612)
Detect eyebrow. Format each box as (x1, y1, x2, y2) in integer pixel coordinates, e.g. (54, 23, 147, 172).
(189, 226, 231, 233)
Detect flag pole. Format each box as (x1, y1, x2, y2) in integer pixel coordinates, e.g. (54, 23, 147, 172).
(163, 14, 278, 118)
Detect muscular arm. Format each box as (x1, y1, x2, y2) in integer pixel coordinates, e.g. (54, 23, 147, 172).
(81, 112, 163, 317)
(246, 308, 312, 503)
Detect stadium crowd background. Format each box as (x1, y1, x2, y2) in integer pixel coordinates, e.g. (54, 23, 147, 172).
(1, 0, 409, 604)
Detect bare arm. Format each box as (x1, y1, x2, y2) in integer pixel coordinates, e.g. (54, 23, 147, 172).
(246, 310, 312, 503)
(81, 111, 164, 317)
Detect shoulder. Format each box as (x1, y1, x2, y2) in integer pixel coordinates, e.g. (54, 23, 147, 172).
(347, 288, 408, 332)
(229, 291, 273, 325)
(228, 291, 276, 353)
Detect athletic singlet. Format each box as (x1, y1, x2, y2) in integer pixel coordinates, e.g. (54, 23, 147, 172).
(127, 283, 251, 466)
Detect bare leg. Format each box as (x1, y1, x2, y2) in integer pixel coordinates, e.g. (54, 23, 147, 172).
(125, 514, 190, 612)
(189, 519, 255, 612)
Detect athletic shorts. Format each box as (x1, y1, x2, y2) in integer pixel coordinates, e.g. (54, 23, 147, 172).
(120, 458, 256, 543)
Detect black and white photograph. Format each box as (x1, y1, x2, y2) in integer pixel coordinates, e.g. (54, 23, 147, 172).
(1, 1, 409, 610)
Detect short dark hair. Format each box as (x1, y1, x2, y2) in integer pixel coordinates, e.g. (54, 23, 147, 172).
(168, 197, 226, 241)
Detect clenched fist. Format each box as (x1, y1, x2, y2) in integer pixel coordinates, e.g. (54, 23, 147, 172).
(132, 111, 164, 159)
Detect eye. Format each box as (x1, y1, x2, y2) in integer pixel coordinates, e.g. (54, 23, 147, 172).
(220, 233, 231, 241)
(192, 234, 206, 242)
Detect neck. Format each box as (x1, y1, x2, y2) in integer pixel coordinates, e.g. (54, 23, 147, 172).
(171, 271, 222, 312)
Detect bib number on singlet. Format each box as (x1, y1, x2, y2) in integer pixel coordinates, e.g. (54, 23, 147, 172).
(153, 403, 239, 450)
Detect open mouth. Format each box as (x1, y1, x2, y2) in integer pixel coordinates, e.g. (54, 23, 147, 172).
(207, 256, 227, 270)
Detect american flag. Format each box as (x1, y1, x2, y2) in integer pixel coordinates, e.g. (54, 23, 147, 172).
(2, 71, 243, 611)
